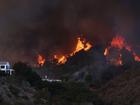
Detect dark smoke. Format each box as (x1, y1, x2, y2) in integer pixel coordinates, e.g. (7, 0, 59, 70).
(0, 0, 139, 64)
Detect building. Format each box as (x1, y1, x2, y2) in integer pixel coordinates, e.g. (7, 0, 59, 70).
(0, 62, 14, 75)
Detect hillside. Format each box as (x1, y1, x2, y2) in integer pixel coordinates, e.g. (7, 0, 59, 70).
(2, 62, 140, 105)
(99, 63, 140, 105)
(0, 76, 36, 105)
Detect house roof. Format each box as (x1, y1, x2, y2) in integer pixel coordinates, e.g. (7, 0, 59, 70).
(0, 62, 10, 65)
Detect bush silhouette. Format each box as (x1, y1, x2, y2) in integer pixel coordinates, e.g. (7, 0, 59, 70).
(13, 62, 41, 88)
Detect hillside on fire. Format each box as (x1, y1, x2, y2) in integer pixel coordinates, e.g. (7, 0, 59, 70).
(31, 35, 140, 105)
(0, 0, 140, 105)
(36, 36, 140, 85)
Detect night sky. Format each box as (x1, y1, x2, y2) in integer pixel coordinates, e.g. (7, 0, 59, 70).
(0, 0, 139, 64)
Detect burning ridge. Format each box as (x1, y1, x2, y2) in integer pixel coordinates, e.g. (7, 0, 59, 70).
(104, 36, 140, 66)
(37, 36, 92, 66)
(37, 35, 140, 66)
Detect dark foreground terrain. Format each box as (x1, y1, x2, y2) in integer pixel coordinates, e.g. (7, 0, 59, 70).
(99, 64, 140, 105)
(0, 76, 35, 105)
(0, 76, 104, 105)
(1, 62, 140, 105)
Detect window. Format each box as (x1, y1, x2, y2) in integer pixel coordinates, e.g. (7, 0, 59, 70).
(0, 65, 5, 69)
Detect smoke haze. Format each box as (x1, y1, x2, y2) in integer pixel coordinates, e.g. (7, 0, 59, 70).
(0, 0, 139, 64)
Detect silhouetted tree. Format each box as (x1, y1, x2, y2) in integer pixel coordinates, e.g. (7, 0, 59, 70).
(13, 62, 41, 88)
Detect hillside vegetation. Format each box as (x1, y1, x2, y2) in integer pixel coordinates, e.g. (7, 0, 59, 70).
(0, 76, 36, 105)
(0, 62, 105, 105)
(1, 62, 140, 105)
(100, 63, 140, 105)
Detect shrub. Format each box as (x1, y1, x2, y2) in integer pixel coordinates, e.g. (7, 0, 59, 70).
(13, 62, 41, 88)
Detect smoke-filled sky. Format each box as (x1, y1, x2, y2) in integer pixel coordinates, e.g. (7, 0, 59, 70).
(0, 0, 139, 64)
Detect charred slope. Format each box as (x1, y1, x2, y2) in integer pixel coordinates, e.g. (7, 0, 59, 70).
(45, 47, 129, 84)
(51, 47, 106, 76)
(100, 63, 140, 105)
(44, 49, 95, 79)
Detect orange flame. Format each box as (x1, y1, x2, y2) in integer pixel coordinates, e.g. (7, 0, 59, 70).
(104, 48, 110, 56)
(54, 55, 67, 64)
(117, 54, 123, 65)
(72, 37, 92, 55)
(104, 35, 140, 66)
(73, 37, 85, 54)
(85, 42, 92, 51)
(58, 56, 67, 64)
(54, 37, 92, 65)
(37, 54, 46, 66)
(36, 35, 140, 66)
(133, 53, 140, 62)
(111, 36, 125, 49)
(110, 36, 124, 65)
(104, 36, 125, 66)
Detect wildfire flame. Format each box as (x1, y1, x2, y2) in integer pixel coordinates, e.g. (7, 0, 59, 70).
(111, 36, 125, 49)
(54, 55, 67, 64)
(133, 52, 140, 62)
(54, 37, 92, 65)
(37, 54, 46, 66)
(104, 35, 140, 65)
(84, 42, 92, 51)
(104, 47, 110, 56)
(73, 37, 85, 54)
(37, 35, 140, 67)
(117, 54, 123, 65)
(71, 37, 92, 55)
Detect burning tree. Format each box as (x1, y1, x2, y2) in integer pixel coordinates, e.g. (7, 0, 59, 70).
(104, 35, 140, 66)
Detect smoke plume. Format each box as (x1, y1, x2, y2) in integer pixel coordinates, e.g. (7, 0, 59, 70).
(0, 0, 139, 64)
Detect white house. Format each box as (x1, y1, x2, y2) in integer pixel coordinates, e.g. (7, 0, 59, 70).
(0, 62, 14, 75)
